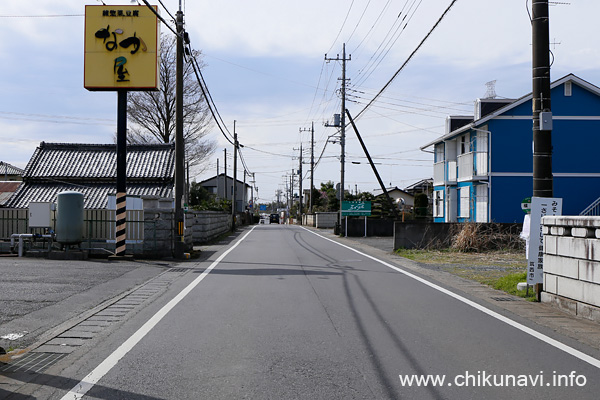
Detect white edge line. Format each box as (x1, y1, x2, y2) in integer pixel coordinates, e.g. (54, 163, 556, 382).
(60, 226, 257, 400)
(301, 226, 600, 370)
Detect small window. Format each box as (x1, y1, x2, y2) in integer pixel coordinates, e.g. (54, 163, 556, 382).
(459, 187, 470, 218)
(433, 190, 444, 217)
(458, 135, 468, 155)
(435, 143, 444, 163)
(565, 81, 572, 97)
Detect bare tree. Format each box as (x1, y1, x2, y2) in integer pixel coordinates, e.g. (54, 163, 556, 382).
(126, 34, 215, 171)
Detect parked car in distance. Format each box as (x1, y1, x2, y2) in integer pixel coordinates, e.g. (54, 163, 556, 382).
(269, 213, 279, 224)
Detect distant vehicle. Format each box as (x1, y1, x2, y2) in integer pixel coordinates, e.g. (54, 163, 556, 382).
(269, 213, 279, 224)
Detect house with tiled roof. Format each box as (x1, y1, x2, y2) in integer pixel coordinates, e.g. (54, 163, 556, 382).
(1, 161, 24, 181)
(4, 142, 174, 209)
(0, 161, 24, 206)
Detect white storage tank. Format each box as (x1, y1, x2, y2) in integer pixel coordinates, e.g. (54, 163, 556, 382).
(56, 191, 84, 245)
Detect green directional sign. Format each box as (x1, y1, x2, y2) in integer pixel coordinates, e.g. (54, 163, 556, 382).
(341, 201, 372, 216)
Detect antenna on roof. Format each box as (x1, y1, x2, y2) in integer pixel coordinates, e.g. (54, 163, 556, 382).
(484, 80, 497, 99)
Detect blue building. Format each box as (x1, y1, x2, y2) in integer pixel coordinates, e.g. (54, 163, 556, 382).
(421, 74, 600, 223)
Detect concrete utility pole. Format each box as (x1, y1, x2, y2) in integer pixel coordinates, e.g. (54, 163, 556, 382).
(232, 121, 238, 231)
(532, 0, 553, 197)
(299, 145, 303, 225)
(325, 44, 351, 221)
(299, 122, 315, 213)
(174, 5, 185, 258)
(223, 148, 227, 200)
(250, 172, 256, 214)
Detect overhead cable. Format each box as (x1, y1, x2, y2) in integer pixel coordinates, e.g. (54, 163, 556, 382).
(355, 0, 459, 120)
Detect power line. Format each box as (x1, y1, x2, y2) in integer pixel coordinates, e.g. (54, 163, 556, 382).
(355, 0, 459, 120)
(327, 0, 356, 54)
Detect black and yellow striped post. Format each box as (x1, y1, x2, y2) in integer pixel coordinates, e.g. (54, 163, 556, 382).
(115, 192, 127, 256)
(115, 89, 127, 257)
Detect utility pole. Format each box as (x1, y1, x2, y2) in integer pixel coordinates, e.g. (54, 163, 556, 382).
(325, 44, 351, 223)
(223, 148, 227, 200)
(532, 0, 553, 198)
(250, 172, 256, 214)
(243, 170, 247, 212)
(216, 158, 219, 199)
(300, 122, 315, 213)
(174, 4, 185, 258)
(299, 145, 303, 225)
(232, 121, 238, 231)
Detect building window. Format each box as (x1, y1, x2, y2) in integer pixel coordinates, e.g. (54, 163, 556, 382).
(435, 143, 444, 163)
(459, 187, 470, 218)
(458, 135, 468, 155)
(433, 190, 444, 217)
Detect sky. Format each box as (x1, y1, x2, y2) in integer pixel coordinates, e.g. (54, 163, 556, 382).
(2, 1, 600, 205)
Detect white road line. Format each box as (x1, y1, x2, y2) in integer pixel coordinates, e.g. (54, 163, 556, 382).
(301, 226, 600, 370)
(60, 226, 257, 400)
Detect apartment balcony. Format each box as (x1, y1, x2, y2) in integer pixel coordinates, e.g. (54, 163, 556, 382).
(457, 151, 488, 182)
(433, 160, 457, 186)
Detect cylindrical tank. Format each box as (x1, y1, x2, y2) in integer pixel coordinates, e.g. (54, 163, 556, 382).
(55, 191, 84, 245)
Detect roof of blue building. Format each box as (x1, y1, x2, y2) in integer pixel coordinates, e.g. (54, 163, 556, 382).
(420, 74, 600, 149)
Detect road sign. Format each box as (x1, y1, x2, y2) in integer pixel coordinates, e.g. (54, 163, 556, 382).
(341, 201, 371, 216)
(527, 197, 562, 285)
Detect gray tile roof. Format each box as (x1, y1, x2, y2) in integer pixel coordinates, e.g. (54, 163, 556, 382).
(22, 142, 174, 180)
(5, 182, 173, 209)
(0, 161, 24, 177)
(4, 142, 174, 209)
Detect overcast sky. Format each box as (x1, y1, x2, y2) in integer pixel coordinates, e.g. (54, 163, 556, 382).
(2, 1, 600, 204)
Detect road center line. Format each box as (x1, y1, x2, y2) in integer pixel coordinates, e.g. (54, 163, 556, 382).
(301, 226, 600, 370)
(60, 226, 257, 400)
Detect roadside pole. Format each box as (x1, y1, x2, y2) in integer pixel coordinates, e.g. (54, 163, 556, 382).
(115, 90, 127, 257)
(531, 0, 553, 299)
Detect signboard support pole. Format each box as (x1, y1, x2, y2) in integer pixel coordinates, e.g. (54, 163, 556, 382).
(345, 216, 348, 238)
(115, 89, 127, 257)
(364, 216, 367, 238)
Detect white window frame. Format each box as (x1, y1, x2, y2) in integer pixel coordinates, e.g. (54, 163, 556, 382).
(459, 187, 470, 218)
(433, 190, 444, 218)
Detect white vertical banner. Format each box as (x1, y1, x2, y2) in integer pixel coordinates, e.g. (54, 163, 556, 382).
(527, 197, 562, 285)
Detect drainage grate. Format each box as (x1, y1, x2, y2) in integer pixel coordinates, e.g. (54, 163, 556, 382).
(168, 268, 188, 273)
(491, 296, 517, 302)
(0, 352, 67, 374)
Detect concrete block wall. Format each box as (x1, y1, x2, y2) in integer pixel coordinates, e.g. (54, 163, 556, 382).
(315, 212, 337, 229)
(186, 211, 231, 244)
(143, 209, 174, 258)
(542, 216, 600, 322)
(304, 214, 316, 227)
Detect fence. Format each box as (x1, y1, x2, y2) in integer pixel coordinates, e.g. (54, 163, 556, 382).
(0, 208, 144, 242)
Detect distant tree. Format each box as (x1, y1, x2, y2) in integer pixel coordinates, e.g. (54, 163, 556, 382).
(126, 34, 216, 172)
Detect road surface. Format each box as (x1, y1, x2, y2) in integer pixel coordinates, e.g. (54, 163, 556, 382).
(5, 224, 600, 399)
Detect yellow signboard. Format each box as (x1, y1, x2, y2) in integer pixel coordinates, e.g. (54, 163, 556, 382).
(84, 5, 160, 91)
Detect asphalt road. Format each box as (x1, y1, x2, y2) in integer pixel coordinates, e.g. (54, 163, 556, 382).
(6, 224, 600, 399)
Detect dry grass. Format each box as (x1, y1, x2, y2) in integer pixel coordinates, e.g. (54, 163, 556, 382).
(396, 248, 530, 295)
(451, 223, 524, 252)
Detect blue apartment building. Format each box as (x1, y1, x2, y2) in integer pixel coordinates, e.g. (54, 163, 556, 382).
(421, 74, 600, 223)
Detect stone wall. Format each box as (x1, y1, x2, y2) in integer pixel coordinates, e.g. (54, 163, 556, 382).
(542, 216, 600, 322)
